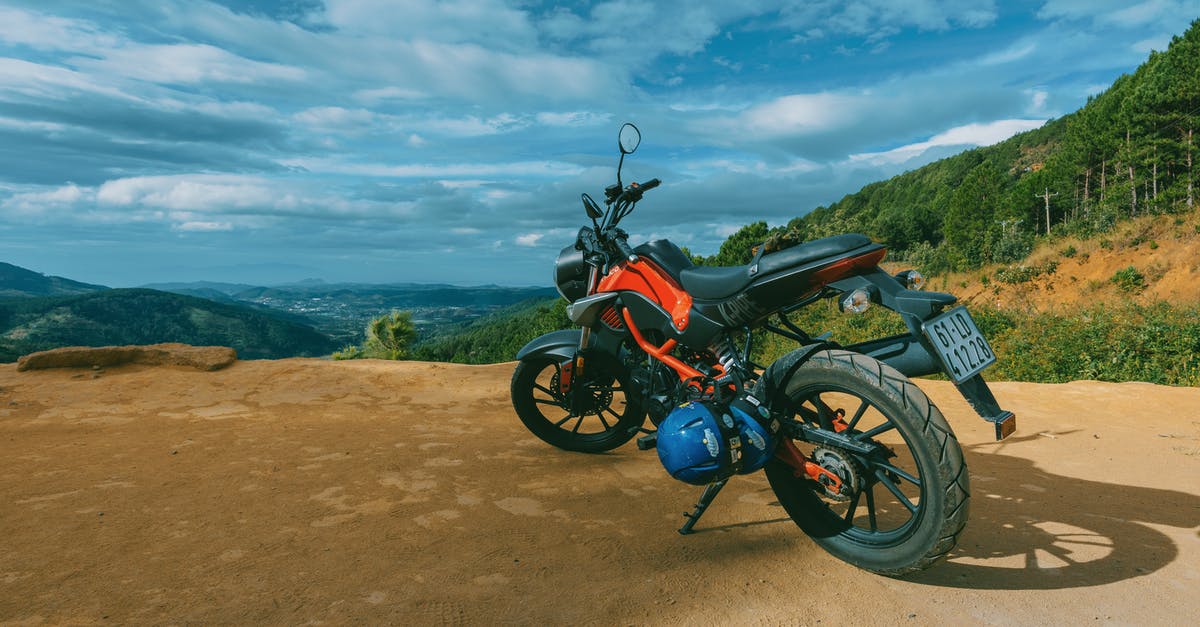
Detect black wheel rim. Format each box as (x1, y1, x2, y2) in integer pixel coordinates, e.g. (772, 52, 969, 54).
(527, 358, 631, 438)
(788, 385, 928, 545)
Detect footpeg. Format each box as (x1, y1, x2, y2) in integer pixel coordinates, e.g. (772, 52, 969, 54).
(637, 434, 657, 450)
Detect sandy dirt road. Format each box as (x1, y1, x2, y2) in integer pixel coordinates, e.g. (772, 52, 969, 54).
(1, 359, 1198, 625)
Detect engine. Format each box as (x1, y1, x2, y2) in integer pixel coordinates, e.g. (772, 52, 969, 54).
(655, 395, 778, 485)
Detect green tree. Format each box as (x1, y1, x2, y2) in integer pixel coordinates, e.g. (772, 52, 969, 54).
(335, 310, 417, 360)
(943, 162, 1004, 268)
(366, 310, 416, 359)
(707, 221, 770, 266)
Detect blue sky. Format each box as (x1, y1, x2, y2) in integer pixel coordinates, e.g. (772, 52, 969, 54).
(1, 1, 1196, 287)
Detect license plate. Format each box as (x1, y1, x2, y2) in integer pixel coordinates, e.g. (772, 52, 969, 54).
(922, 306, 996, 383)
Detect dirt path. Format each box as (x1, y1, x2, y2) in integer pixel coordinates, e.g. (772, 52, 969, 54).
(1, 359, 1197, 625)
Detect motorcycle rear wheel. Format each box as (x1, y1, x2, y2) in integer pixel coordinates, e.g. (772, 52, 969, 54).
(761, 349, 969, 576)
(510, 350, 644, 453)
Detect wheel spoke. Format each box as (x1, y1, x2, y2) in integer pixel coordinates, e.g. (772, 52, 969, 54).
(532, 383, 557, 397)
(864, 484, 878, 532)
(533, 398, 564, 407)
(571, 415, 585, 434)
(854, 420, 896, 441)
(875, 460, 921, 487)
(812, 395, 838, 429)
(553, 414, 576, 427)
(875, 469, 918, 514)
(845, 399, 869, 431)
(597, 411, 612, 429)
(601, 406, 623, 421)
(844, 489, 862, 523)
(589, 386, 624, 396)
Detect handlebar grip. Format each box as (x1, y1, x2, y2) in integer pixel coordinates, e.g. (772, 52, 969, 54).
(614, 236, 638, 264)
(639, 178, 661, 191)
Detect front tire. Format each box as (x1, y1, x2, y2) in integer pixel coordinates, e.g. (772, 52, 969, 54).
(760, 349, 969, 576)
(510, 349, 644, 453)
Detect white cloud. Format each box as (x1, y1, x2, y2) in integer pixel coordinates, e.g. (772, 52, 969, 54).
(1, 183, 91, 213)
(0, 58, 134, 103)
(321, 0, 538, 47)
(1027, 89, 1049, 114)
(90, 174, 416, 221)
(1131, 35, 1171, 53)
(1037, 0, 1197, 29)
(283, 158, 585, 179)
(515, 232, 544, 246)
(352, 86, 428, 103)
(70, 43, 307, 86)
(779, 0, 998, 34)
(977, 41, 1037, 66)
(0, 7, 119, 52)
(97, 174, 278, 211)
(535, 111, 612, 127)
(849, 119, 1047, 165)
(735, 92, 866, 137)
(174, 221, 234, 232)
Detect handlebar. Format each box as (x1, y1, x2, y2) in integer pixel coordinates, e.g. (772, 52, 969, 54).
(613, 232, 638, 264)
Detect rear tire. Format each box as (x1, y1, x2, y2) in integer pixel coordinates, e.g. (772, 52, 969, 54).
(510, 350, 644, 453)
(760, 349, 969, 576)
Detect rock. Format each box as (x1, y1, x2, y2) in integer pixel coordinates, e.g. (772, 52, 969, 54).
(17, 343, 237, 372)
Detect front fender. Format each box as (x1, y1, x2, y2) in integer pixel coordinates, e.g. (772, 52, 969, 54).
(514, 327, 624, 362)
(515, 329, 585, 362)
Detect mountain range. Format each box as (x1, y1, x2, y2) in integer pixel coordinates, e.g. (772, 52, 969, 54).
(0, 263, 558, 362)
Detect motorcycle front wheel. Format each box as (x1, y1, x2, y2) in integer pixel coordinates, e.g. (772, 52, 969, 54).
(760, 349, 969, 576)
(510, 349, 644, 453)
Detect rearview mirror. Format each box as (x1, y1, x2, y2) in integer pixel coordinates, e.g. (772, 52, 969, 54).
(618, 123, 640, 154)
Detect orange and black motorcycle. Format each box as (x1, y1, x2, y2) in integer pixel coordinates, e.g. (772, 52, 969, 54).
(511, 123, 1015, 576)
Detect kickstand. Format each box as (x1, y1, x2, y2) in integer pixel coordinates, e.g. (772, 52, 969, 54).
(678, 479, 729, 535)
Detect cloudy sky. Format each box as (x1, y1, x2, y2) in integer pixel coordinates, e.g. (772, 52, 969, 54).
(1, 1, 1196, 287)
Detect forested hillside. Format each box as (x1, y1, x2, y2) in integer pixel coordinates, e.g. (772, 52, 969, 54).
(0, 262, 107, 298)
(713, 20, 1199, 272)
(0, 289, 336, 362)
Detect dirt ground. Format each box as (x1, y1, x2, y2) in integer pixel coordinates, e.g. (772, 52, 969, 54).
(1, 358, 1198, 625)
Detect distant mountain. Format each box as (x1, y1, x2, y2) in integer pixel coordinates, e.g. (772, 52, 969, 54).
(140, 281, 262, 296)
(0, 288, 336, 362)
(0, 262, 107, 298)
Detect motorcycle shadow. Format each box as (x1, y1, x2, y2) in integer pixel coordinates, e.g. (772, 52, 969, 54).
(905, 434, 1199, 590)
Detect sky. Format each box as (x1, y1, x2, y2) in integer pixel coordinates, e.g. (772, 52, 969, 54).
(1, 1, 1197, 287)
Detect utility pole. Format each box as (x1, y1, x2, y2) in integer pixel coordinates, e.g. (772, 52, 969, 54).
(1035, 187, 1059, 236)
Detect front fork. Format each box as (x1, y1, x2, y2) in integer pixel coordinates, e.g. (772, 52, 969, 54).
(563, 265, 603, 411)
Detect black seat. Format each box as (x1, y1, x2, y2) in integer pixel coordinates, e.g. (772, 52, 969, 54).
(679, 233, 873, 300)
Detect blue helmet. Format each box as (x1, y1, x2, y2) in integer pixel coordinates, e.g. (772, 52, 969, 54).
(656, 399, 776, 486)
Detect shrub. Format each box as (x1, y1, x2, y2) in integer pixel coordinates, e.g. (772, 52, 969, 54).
(1110, 266, 1146, 294)
(995, 260, 1056, 284)
(333, 310, 416, 360)
(996, 266, 1037, 284)
(1060, 245, 1077, 258)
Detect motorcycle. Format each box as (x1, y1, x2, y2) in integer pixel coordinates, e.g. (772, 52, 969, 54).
(510, 123, 1016, 576)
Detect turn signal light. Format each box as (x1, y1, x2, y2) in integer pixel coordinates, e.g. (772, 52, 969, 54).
(896, 269, 926, 291)
(840, 289, 871, 314)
